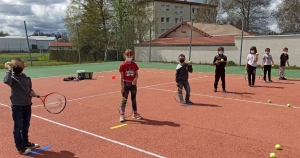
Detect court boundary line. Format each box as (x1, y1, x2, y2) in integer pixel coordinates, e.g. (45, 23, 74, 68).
(144, 87, 300, 109)
(31, 75, 208, 108)
(0, 103, 166, 158)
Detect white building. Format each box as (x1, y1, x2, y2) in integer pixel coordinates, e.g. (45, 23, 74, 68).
(0, 36, 56, 52)
(140, 0, 216, 40)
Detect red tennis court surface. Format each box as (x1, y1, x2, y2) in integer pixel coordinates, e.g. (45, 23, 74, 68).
(0, 68, 300, 158)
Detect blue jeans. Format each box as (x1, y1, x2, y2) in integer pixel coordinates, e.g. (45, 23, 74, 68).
(11, 105, 31, 150)
(178, 81, 191, 101)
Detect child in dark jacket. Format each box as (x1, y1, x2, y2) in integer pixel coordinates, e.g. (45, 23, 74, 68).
(175, 54, 193, 104)
(213, 47, 227, 92)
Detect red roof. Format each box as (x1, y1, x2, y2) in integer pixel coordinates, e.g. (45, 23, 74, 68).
(137, 36, 236, 46)
(49, 42, 73, 47)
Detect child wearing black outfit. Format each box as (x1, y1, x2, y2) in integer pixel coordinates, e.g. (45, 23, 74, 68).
(213, 47, 227, 92)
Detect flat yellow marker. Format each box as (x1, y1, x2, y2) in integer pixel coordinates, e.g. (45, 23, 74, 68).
(110, 124, 127, 129)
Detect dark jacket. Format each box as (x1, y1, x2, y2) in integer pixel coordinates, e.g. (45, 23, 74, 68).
(213, 54, 227, 70)
(175, 63, 193, 82)
(3, 71, 34, 106)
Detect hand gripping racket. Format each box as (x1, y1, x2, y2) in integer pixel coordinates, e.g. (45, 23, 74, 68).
(118, 96, 133, 118)
(174, 87, 186, 103)
(37, 92, 67, 114)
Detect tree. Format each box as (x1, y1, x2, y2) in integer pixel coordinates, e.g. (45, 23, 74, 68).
(221, 0, 272, 34)
(63, 0, 110, 61)
(0, 31, 9, 36)
(194, 0, 218, 23)
(275, 0, 300, 33)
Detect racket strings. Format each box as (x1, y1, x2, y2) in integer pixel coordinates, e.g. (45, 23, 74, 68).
(44, 93, 66, 113)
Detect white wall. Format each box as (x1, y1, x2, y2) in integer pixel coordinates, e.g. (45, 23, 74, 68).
(0, 37, 35, 52)
(134, 35, 300, 66)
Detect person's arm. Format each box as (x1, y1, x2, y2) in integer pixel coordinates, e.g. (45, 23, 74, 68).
(3, 63, 13, 87)
(213, 56, 218, 65)
(119, 65, 125, 92)
(175, 68, 180, 86)
(287, 55, 289, 67)
(261, 56, 265, 67)
(29, 79, 39, 98)
(271, 55, 274, 65)
(224, 56, 227, 66)
(188, 64, 193, 73)
(254, 54, 258, 62)
(245, 55, 249, 70)
(279, 54, 283, 67)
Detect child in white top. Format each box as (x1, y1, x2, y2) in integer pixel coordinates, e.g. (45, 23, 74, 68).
(262, 48, 274, 82)
(246, 46, 259, 87)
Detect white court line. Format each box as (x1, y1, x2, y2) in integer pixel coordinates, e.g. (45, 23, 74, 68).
(0, 103, 166, 158)
(144, 87, 300, 109)
(31, 75, 208, 108)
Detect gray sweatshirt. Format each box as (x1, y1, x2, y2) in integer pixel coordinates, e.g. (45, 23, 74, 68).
(3, 70, 33, 106)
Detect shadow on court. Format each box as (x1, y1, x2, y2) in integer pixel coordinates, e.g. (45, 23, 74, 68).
(223, 91, 255, 95)
(30, 150, 78, 158)
(272, 82, 295, 84)
(255, 85, 284, 89)
(190, 103, 221, 107)
(127, 118, 181, 127)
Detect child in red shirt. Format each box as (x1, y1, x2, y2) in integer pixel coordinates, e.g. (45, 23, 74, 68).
(119, 49, 142, 122)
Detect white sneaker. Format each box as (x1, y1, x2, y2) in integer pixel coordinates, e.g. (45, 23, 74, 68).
(18, 147, 31, 154)
(132, 113, 143, 120)
(119, 115, 125, 122)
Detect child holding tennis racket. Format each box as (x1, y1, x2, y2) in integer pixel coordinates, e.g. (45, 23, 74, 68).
(261, 48, 274, 82)
(279, 47, 289, 80)
(246, 46, 259, 87)
(176, 54, 193, 104)
(119, 49, 142, 122)
(3, 58, 40, 154)
(213, 47, 227, 92)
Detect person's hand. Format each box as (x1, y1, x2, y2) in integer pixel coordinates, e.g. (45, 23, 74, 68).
(132, 79, 137, 85)
(176, 82, 179, 87)
(4, 63, 12, 70)
(121, 87, 124, 93)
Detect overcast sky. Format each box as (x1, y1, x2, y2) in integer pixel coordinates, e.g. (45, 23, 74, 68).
(0, 0, 281, 36)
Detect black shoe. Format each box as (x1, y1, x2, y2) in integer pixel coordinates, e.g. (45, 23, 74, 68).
(186, 100, 193, 104)
(18, 147, 31, 154)
(213, 88, 217, 92)
(223, 89, 226, 92)
(24, 142, 40, 149)
(282, 77, 287, 80)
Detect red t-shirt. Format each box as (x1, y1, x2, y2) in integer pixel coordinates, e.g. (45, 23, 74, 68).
(119, 61, 139, 82)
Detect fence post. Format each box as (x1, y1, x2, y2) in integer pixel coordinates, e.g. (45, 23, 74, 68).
(76, 23, 81, 64)
(24, 21, 32, 66)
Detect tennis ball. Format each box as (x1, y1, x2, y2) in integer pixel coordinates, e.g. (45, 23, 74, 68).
(221, 59, 224, 61)
(256, 53, 259, 55)
(188, 61, 192, 64)
(268, 99, 272, 103)
(132, 81, 135, 85)
(275, 144, 281, 150)
(272, 64, 274, 67)
(270, 153, 276, 158)
(6, 62, 12, 66)
(287, 104, 291, 107)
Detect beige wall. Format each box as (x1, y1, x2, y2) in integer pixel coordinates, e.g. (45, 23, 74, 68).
(134, 35, 300, 66)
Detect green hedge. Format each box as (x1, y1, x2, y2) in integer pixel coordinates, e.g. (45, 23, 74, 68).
(49, 49, 122, 62)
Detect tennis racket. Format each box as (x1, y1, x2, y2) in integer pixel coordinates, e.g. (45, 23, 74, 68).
(259, 68, 264, 80)
(174, 87, 186, 103)
(118, 96, 133, 118)
(37, 92, 67, 114)
(245, 71, 248, 81)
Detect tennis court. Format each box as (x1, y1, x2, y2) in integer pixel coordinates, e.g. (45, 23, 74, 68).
(0, 62, 300, 158)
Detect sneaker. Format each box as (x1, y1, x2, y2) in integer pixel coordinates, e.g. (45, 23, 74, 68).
(269, 80, 273, 82)
(213, 88, 217, 92)
(263, 80, 267, 83)
(24, 142, 39, 149)
(18, 147, 31, 155)
(222, 89, 226, 92)
(186, 100, 193, 104)
(132, 113, 143, 120)
(119, 115, 125, 122)
(279, 77, 283, 80)
(180, 100, 186, 104)
(282, 77, 287, 80)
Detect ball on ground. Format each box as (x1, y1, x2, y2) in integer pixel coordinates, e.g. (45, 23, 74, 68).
(275, 144, 281, 150)
(268, 99, 272, 103)
(287, 104, 291, 107)
(270, 153, 276, 158)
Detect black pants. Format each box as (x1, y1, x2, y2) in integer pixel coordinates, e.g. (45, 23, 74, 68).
(247, 64, 257, 86)
(214, 69, 225, 89)
(178, 81, 191, 102)
(11, 105, 31, 150)
(121, 82, 137, 113)
(263, 65, 271, 80)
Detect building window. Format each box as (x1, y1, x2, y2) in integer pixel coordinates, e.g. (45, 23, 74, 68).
(175, 6, 183, 14)
(192, 8, 198, 14)
(161, 4, 170, 11)
(175, 18, 178, 23)
(161, 17, 165, 23)
(166, 17, 170, 23)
